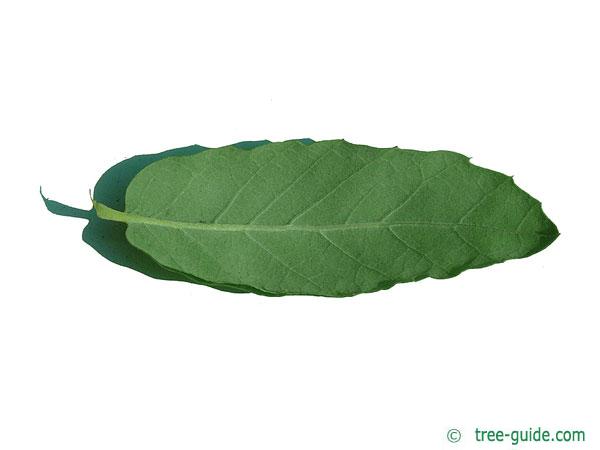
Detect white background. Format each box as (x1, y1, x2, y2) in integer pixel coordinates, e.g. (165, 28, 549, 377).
(1, 1, 598, 449)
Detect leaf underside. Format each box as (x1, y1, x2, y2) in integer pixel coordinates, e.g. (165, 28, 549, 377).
(94, 139, 558, 297)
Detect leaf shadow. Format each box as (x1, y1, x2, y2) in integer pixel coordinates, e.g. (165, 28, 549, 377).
(42, 139, 314, 295)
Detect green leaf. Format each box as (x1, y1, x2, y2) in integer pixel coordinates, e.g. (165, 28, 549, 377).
(94, 139, 558, 297)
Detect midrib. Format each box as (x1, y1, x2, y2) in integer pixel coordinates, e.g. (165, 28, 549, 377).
(94, 201, 550, 236)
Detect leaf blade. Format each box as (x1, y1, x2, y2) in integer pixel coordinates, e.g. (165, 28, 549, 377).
(95, 139, 558, 296)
